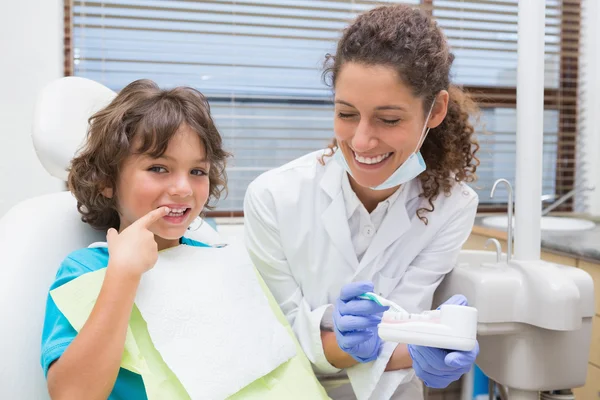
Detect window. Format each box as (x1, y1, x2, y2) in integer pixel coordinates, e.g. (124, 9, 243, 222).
(64, 0, 581, 214)
(435, 0, 581, 210)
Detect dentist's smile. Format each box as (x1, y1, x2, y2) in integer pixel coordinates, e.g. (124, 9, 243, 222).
(351, 149, 394, 171)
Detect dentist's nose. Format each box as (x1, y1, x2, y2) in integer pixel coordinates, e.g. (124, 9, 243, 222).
(352, 120, 378, 152)
(168, 174, 193, 197)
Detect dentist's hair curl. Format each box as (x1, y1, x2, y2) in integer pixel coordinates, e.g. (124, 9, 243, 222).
(322, 4, 480, 224)
(68, 79, 230, 231)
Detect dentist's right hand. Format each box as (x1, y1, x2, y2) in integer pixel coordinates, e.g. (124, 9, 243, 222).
(106, 206, 170, 278)
(333, 281, 389, 363)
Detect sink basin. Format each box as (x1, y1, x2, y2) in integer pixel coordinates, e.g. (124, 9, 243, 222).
(481, 216, 595, 232)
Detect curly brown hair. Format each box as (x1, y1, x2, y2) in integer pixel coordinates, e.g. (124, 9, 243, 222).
(68, 79, 230, 231)
(322, 4, 480, 223)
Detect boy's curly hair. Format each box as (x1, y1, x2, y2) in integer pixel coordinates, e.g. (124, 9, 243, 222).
(68, 79, 230, 231)
(322, 4, 480, 224)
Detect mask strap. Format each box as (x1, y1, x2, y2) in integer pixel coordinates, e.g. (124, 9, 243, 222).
(414, 98, 436, 153)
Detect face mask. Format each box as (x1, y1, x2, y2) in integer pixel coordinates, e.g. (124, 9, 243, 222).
(333, 99, 435, 191)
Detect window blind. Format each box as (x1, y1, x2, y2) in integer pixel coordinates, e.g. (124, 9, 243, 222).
(434, 0, 581, 209)
(65, 0, 581, 213)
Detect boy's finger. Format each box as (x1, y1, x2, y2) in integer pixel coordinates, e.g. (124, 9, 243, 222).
(106, 227, 118, 243)
(136, 207, 170, 229)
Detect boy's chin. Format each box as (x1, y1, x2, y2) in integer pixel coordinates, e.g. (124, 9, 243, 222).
(153, 228, 188, 241)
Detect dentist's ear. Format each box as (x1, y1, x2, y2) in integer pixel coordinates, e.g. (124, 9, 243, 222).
(101, 187, 114, 198)
(427, 90, 449, 130)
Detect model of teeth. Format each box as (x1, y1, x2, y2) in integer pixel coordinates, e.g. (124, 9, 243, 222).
(354, 152, 392, 165)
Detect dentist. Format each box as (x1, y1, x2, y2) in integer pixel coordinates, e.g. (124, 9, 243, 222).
(244, 4, 480, 399)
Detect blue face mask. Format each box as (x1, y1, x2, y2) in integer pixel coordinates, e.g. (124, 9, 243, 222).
(333, 100, 435, 191)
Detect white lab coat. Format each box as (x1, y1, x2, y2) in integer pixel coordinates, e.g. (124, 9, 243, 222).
(243, 150, 478, 400)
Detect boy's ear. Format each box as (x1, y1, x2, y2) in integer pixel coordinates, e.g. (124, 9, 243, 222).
(101, 187, 114, 199)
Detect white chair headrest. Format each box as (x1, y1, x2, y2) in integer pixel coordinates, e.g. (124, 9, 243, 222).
(32, 76, 116, 181)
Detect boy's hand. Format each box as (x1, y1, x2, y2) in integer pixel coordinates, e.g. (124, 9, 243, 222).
(106, 207, 170, 278)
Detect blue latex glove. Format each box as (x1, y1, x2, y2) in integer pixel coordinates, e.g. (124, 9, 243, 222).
(407, 295, 479, 388)
(333, 281, 389, 363)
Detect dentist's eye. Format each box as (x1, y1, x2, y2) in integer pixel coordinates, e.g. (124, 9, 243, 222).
(381, 118, 401, 126)
(148, 166, 167, 173)
(337, 112, 356, 120)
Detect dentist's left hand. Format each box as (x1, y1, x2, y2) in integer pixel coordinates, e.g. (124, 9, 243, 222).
(333, 281, 389, 363)
(407, 295, 479, 388)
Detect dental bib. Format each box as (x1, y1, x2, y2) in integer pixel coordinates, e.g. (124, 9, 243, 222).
(136, 244, 297, 398)
(50, 243, 300, 399)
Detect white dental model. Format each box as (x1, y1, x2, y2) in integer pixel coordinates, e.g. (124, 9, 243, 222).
(358, 292, 478, 351)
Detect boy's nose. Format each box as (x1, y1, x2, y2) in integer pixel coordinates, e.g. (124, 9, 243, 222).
(168, 176, 193, 197)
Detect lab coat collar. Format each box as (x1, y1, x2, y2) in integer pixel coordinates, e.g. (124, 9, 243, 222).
(358, 182, 415, 269)
(340, 172, 360, 220)
(358, 176, 425, 269)
(340, 172, 405, 221)
(319, 158, 359, 269)
(319, 158, 424, 272)
(319, 155, 344, 199)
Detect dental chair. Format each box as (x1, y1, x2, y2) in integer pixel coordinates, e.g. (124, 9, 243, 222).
(0, 77, 223, 398)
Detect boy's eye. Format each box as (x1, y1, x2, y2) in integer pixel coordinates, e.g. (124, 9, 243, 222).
(149, 166, 167, 173)
(191, 169, 207, 176)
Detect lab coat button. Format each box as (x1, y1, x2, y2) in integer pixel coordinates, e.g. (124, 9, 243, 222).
(463, 190, 470, 196)
(363, 225, 374, 237)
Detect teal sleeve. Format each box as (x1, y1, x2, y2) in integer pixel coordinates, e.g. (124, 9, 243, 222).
(40, 250, 103, 377)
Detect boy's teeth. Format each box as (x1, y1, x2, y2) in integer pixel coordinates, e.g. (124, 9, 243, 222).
(355, 152, 391, 165)
(167, 207, 187, 216)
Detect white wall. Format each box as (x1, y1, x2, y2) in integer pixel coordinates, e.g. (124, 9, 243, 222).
(0, 0, 65, 217)
(578, 0, 600, 215)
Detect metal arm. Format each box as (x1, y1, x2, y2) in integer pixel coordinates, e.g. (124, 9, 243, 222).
(490, 179, 514, 262)
(485, 238, 503, 263)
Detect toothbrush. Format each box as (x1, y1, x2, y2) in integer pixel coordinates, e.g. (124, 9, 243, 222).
(357, 292, 408, 315)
